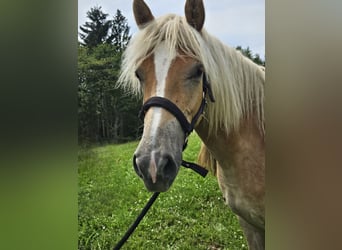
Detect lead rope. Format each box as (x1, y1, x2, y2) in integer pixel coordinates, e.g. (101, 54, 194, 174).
(113, 192, 160, 250)
(113, 164, 207, 250)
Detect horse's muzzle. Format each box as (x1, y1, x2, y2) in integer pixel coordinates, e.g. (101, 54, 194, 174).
(133, 152, 179, 192)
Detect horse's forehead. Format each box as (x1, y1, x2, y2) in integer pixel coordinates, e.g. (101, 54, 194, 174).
(149, 43, 196, 76)
(154, 42, 177, 66)
(153, 42, 177, 96)
(140, 42, 197, 99)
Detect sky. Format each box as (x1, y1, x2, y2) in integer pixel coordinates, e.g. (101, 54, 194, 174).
(78, 0, 265, 59)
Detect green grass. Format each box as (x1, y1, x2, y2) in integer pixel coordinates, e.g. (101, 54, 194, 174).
(78, 133, 247, 249)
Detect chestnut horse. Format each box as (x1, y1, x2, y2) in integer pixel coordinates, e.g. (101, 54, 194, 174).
(119, 0, 265, 249)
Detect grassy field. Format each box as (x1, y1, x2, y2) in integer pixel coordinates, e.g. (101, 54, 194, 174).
(78, 133, 247, 249)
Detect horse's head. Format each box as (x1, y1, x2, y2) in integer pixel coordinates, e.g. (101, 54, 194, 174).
(131, 0, 208, 192)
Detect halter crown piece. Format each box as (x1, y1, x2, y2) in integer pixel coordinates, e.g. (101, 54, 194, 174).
(138, 74, 215, 177)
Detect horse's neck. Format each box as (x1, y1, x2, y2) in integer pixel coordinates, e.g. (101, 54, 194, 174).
(196, 115, 265, 228)
(195, 115, 265, 186)
(197, 113, 263, 151)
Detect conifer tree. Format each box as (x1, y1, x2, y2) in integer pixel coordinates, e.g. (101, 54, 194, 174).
(79, 6, 112, 47)
(107, 9, 131, 52)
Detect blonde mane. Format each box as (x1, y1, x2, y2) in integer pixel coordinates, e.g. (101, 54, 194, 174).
(119, 14, 264, 135)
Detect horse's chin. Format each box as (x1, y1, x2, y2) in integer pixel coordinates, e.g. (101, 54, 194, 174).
(143, 179, 173, 192)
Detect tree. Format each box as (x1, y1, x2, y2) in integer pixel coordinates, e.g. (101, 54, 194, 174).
(78, 8, 140, 144)
(236, 46, 265, 66)
(79, 44, 141, 144)
(253, 54, 264, 66)
(107, 9, 132, 52)
(79, 6, 112, 47)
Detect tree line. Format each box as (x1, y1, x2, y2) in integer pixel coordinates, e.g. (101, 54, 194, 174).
(78, 6, 265, 145)
(236, 46, 265, 66)
(78, 7, 142, 144)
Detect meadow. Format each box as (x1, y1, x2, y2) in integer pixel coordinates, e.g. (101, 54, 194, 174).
(78, 133, 247, 249)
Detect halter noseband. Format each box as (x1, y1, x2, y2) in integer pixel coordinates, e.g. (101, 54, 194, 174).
(138, 74, 215, 150)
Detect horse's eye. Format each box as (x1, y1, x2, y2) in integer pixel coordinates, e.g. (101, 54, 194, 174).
(188, 64, 204, 79)
(135, 70, 143, 81)
(195, 67, 203, 78)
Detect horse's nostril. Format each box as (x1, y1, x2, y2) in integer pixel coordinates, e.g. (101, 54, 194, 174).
(161, 154, 177, 177)
(133, 152, 179, 185)
(133, 154, 143, 178)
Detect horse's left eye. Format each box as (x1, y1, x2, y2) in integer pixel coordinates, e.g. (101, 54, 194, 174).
(135, 70, 143, 82)
(195, 67, 203, 78)
(188, 64, 204, 79)
(135, 71, 140, 80)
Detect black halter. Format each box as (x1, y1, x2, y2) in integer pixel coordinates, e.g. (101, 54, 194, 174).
(139, 74, 215, 150)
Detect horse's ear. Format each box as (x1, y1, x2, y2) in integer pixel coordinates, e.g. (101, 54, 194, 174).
(133, 0, 155, 29)
(184, 0, 205, 31)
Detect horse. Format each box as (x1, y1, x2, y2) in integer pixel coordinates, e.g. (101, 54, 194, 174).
(119, 0, 265, 249)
